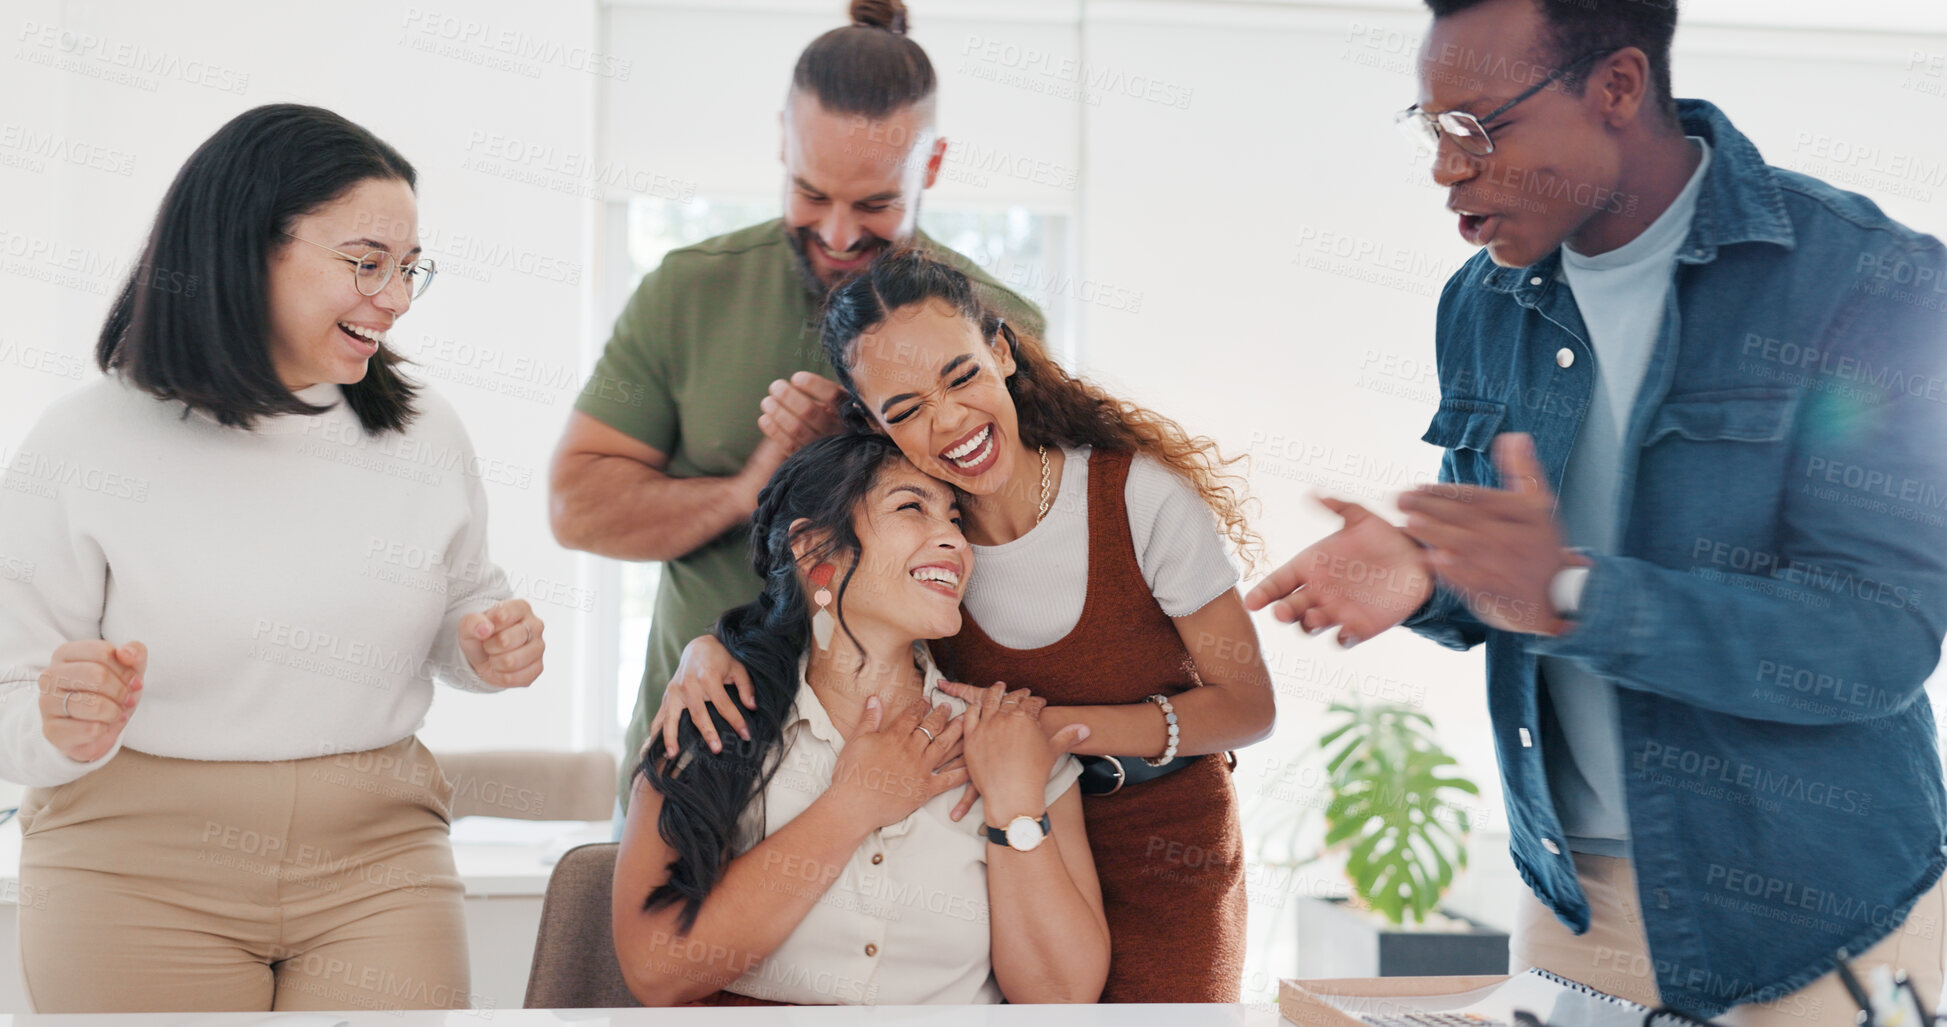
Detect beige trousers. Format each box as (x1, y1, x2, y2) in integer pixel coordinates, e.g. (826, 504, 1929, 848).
(17, 736, 474, 1013)
(1512, 852, 1946, 1026)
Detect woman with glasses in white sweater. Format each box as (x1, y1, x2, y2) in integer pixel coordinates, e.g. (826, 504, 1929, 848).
(0, 104, 544, 1013)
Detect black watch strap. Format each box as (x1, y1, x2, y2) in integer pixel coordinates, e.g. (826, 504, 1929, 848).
(982, 812, 1051, 847)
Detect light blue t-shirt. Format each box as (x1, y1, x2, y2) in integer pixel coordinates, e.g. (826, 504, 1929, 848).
(1543, 137, 1713, 856)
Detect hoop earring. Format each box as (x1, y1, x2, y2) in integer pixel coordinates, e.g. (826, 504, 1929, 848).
(809, 563, 837, 651)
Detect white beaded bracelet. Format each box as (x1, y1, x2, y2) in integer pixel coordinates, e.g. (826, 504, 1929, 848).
(1144, 693, 1179, 767)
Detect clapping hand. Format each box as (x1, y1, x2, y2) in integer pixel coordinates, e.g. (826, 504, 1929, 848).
(1245, 495, 1433, 648)
(1396, 433, 1582, 636)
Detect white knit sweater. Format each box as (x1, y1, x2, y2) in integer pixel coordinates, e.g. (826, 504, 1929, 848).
(0, 374, 511, 786)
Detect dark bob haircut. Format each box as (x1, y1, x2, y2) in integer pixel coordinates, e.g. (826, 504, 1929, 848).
(96, 103, 422, 434)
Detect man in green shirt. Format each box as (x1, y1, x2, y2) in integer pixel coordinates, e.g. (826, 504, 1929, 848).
(548, 7, 1042, 810)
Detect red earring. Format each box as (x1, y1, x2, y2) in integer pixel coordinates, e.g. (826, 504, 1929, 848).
(809, 563, 837, 651)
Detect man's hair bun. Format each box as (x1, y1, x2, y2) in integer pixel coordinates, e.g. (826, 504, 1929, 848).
(849, 0, 909, 34)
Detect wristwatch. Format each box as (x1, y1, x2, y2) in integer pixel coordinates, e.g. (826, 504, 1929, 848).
(1549, 565, 1589, 618)
(1549, 559, 1593, 620)
(983, 812, 1051, 852)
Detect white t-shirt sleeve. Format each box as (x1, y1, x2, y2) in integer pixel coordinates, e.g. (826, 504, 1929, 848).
(0, 405, 127, 786)
(1124, 454, 1240, 618)
(421, 397, 515, 693)
(1044, 752, 1085, 807)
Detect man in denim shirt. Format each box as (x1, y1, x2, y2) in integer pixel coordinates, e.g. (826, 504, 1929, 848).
(1249, 0, 1947, 1021)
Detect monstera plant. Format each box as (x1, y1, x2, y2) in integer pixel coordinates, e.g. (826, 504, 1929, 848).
(1318, 700, 1481, 926)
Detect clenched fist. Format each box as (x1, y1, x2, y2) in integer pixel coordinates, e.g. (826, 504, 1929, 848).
(40, 640, 145, 763)
(457, 599, 545, 688)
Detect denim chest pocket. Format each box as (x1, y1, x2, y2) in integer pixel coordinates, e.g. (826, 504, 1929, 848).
(1637, 388, 1798, 554)
(1422, 398, 1509, 486)
(1644, 389, 1796, 445)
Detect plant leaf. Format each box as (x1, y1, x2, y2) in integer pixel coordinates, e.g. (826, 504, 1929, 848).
(1318, 702, 1481, 926)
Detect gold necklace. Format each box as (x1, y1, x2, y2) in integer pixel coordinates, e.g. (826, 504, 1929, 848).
(1036, 445, 1051, 524)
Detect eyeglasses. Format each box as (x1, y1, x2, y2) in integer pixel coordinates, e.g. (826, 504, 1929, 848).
(1395, 48, 1617, 158)
(283, 233, 438, 300)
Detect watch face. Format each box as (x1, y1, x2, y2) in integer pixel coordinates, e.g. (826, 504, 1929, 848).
(1004, 815, 1046, 851)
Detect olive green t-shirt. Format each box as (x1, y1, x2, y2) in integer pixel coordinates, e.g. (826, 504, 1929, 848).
(575, 218, 1043, 808)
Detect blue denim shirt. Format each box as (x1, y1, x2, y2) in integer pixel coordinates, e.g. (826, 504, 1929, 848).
(1406, 99, 1947, 1017)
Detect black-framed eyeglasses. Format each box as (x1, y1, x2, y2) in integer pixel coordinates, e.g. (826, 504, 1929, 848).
(283, 233, 438, 300)
(1395, 48, 1618, 158)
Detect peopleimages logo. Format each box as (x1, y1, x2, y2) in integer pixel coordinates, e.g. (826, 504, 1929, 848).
(0, 122, 136, 175)
(399, 8, 633, 80)
(958, 36, 1194, 110)
(1637, 741, 1872, 816)
(15, 20, 251, 93)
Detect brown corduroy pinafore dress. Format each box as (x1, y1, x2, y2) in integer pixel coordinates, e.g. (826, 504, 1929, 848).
(933, 448, 1248, 1003)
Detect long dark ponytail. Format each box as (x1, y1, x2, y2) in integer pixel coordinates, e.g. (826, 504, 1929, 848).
(638, 430, 911, 932)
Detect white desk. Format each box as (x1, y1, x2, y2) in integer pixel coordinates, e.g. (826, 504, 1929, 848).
(0, 819, 612, 1014)
(0, 1006, 1288, 1025)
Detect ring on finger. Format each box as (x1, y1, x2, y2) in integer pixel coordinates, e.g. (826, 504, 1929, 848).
(61, 690, 75, 718)
(917, 725, 936, 742)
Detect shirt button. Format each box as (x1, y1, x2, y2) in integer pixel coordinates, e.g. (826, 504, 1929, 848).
(1556, 348, 1575, 368)
(870, 853, 884, 865)
(865, 944, 879, 957)
(1519, 727, 1533, 748)
(1530, 275, 1544, 286)
(1541, 838, 1563, 855)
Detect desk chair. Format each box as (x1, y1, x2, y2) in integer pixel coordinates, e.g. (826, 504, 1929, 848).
(524, 842, 642, 1008)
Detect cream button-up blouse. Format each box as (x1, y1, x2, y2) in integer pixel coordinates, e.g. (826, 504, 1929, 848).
(721, 642, 1084, 1005)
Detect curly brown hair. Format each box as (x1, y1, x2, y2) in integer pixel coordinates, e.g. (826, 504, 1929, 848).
(821, 247, 1262, 569)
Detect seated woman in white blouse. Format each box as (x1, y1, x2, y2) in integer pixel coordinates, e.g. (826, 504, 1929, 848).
(612, 431, 1109, 1006)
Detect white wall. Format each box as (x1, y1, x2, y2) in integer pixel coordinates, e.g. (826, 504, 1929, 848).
(605, 1, 1084, 209)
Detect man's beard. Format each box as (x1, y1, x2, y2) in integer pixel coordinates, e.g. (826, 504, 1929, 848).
(781, 211, 918, 298)
(783, 226, 839, 298)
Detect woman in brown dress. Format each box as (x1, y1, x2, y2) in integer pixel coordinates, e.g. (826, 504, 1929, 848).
(651, 249, 1274, 1002)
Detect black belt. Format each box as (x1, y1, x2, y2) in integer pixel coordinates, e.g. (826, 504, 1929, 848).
(1077, 750, 1239, 796)
(1077, 752, 1211, 796)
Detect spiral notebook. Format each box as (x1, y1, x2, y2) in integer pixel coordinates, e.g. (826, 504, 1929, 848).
(1281, 967, 1651, 1027)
